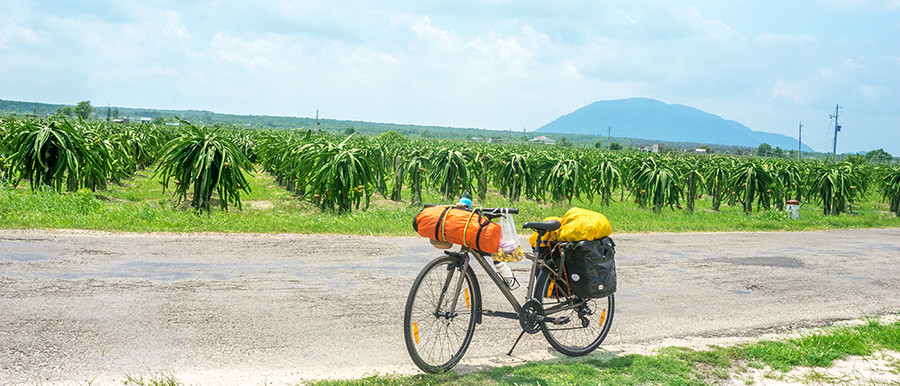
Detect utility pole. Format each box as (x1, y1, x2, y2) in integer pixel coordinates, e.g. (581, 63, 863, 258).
(830, 104, 841, 162)
(607, 125, 611, 151)
(316, 109, 320, 133)
(797, 121, 803, 161)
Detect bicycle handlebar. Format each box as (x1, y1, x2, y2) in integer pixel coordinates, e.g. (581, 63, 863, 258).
(481, 207, 519, 215)
(423, 204, 519, 215)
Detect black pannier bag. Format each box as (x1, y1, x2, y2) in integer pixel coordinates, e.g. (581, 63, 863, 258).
(562, 237, 616, 298)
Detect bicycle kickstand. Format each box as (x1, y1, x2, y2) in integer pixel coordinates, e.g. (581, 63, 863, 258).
(507, 329, 527, 356)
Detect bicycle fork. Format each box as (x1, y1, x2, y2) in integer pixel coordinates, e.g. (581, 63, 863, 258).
(434, 251, 470, 319)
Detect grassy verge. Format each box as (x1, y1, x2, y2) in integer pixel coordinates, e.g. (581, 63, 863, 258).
(309, 317, 900, 385)
(118, 317, 900, 385)
(1, 170, 898, 235)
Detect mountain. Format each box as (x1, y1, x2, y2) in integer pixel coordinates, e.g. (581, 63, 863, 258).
(538, 98, 812, 151)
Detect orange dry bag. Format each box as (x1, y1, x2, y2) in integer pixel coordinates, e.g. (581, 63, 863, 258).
(413, 206, 501, 253)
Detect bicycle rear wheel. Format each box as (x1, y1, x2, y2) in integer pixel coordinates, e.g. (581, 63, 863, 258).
(403, 256, 479, 373)
(534, 269, 614, 356)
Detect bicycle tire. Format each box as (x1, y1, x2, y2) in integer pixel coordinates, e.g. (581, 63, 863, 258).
(533, 268, 614, 356)
(403, 255, 479, 373)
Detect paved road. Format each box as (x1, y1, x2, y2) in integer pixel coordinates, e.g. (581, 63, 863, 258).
(1, 228, 898, 385)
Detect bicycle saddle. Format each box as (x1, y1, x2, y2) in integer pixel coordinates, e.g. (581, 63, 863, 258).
(522, 220, 561, 232)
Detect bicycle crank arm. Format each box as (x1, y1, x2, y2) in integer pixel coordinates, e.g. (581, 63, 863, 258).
(481, 309, 519, 320)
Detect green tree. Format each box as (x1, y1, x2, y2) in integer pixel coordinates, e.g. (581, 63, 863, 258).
(866, 148, 893, 163)
(756, 143, 772, 157)
(847, 154, 866, 165)
(557, 137, 572, 147)
(772, 147, 784, 158)
(609, 142, 623, 151)
(377, 130, 406, 144)
(55, 106, 74, 118)
(74, 101, 93, 120)
(594, 139, 604, 149)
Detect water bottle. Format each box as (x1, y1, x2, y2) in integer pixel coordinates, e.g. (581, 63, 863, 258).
(456, 191, 472, 208)
(493, 260, 519, 290)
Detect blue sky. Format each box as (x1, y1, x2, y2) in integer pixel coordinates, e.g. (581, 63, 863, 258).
(2, 1, 898, 154)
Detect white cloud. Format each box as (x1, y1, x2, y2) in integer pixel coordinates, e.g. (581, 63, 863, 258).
(160, 10, 191, 41)
(209, 33, 280, 69)
(0, 22, 41, 45)
(755, 33, 815, 45)
(562, 60, 580, 79)
(771, 80, 809, 104)
(860, 84, 889, 99)
(409, 16, 464, 52)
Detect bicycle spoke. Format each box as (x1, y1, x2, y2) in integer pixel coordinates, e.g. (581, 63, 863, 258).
(535, 270, 613, 356)
(404, 256, 477, 373)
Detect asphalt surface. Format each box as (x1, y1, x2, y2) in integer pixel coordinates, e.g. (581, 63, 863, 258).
(1, 228, 899, 385)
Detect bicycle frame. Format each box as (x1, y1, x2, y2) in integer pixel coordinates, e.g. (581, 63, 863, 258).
(444, 237, 574, 322)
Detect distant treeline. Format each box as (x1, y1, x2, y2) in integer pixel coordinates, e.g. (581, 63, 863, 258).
(0, 99, 860, 159)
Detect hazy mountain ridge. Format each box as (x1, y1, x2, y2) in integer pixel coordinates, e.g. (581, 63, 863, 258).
(538, 98, 812, 151)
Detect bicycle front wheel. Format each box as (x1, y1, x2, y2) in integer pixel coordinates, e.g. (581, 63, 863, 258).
(403, 256, 479, 373)
(534, 269, 614, 356)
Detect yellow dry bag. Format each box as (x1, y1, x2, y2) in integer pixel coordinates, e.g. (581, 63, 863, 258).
(556, 207, 612, 242)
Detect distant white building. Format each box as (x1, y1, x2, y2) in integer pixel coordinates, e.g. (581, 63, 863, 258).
(530, 135, 556, 145)
(639, 144, 661, 153)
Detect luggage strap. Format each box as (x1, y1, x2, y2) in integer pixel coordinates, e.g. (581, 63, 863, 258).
(434, 206, 491, 251)
(435, 206, 452, 242)
(462, 210, 477, 248)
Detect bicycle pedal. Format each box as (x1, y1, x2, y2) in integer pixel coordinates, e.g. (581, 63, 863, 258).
(548, 316, 570, 325)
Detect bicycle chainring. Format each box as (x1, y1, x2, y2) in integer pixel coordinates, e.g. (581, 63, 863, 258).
(518, 298, 545, 334)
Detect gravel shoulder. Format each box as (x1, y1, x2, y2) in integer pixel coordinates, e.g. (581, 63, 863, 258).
(1, 228, 899, 385)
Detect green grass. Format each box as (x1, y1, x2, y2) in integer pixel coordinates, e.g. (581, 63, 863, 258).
(0, 169, 898, 234)
(122, 371, 181, 386)
(297, 317, 900, 386)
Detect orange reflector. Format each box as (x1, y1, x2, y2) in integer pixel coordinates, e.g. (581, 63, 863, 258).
(546, 281, 555, 298)
(599, 309, 607, 328)
(465, 288, 470, 309)
(413, 321, 419, 344)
